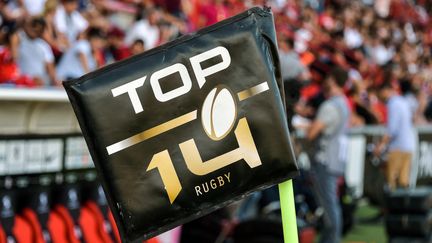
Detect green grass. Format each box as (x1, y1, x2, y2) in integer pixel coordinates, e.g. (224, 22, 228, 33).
(342, 202, 387, 243)
(314, 201, 387, 243)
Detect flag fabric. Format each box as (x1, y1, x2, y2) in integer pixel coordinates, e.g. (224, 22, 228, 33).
(64, 7, 298, 243)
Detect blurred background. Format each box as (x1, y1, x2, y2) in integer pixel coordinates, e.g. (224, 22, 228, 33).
(0, 0, 431, 243)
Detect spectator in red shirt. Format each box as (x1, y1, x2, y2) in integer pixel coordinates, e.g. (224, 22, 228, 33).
(105, 27, 130, 63)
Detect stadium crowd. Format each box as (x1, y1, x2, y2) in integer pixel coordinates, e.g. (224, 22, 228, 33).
(0, 0, 431, 124)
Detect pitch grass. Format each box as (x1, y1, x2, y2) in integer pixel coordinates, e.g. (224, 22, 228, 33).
(315, 201, 387, 243)
(342, 203, 387, 243)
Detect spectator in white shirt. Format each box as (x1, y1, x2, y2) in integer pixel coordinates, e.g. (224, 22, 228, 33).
(125, 8, 160, 50)
(57, 28, 106, 81)
(53, 0, 88, 45)
(10, 17, 58, 86)
(23, 0, 47, 16)
(344, 21, 363, 49)
(367, 38, 394, 66)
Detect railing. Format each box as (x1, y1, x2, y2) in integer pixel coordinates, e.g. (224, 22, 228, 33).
(0, 87, 79, 135)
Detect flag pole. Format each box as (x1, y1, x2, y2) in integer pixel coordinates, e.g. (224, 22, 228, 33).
(279, 180, 299, 243)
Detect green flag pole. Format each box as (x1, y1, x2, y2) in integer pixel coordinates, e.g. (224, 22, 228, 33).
(279, 180, 299, 243)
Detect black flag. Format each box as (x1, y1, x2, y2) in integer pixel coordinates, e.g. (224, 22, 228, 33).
(64, 7, 298, 243)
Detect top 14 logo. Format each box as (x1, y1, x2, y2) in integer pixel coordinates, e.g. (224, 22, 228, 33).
(106, 46, 270, 203)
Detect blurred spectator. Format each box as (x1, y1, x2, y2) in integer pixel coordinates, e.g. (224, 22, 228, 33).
(11, 17, 58, 86)
(279, 35, 310, 130)
(279, 37, 309, 81)
(400, 78, 419, 118)
(0, 25, 34, 87)
(105, 26, 130, 63)
(348, 80, 379, 126)
(366, 37, 394, 66)
(374, 0, 391, 18)
(375, 81, 416, 190)
(43, 0, 69, 59)
(125, 7, 160, 50)
(0, 1, 25, 34)
(130, 39, 145, 56)
(154, 0, 182, 16)
(57, 27, 106, 81)
(306, 67, 350, 243)
(54, 0, 88, 45)
(22, 0, 47, 16)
